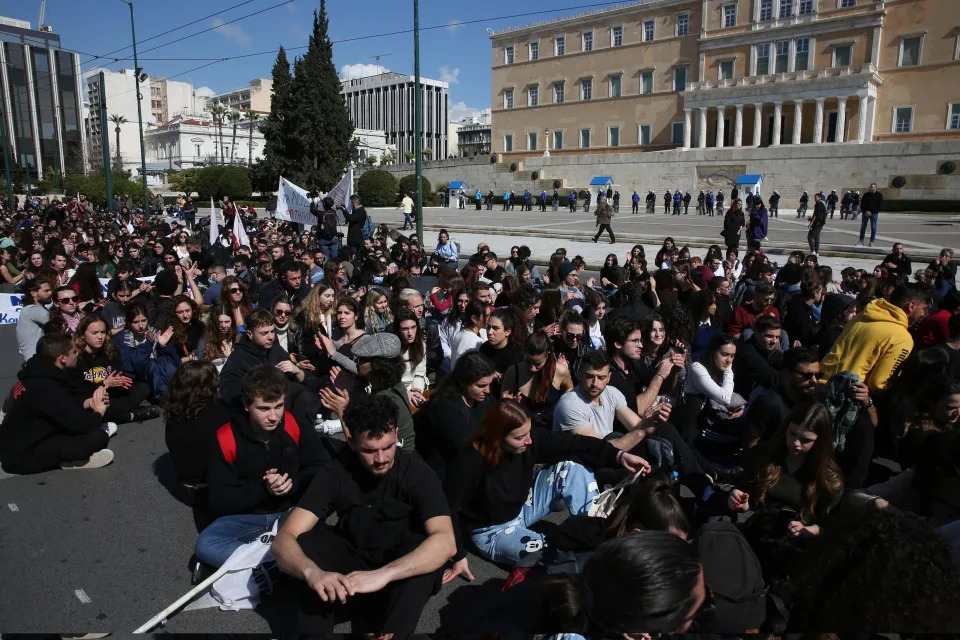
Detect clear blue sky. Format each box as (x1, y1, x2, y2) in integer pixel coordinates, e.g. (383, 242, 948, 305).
(5, 0, 615, 120)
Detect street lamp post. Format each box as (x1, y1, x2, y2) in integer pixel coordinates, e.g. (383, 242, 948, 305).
(120, 0, 150, 212)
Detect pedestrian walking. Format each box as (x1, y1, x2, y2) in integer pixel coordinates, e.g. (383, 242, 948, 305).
(400, 192, 415, 230)
(722, 197, 746, 251)
(808, 192, 827, 256)
(747, 197, 769, 247)
(631, 190, 640, 214)
(592, 194, 616, 244)
(857, 183, 883, 247)
(797, 191, 809, 218)
(769, 190, 780, 217)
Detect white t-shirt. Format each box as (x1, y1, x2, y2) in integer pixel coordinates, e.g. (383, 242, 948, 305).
(402, 196, 414, 214)
(553, 386, 627, 439)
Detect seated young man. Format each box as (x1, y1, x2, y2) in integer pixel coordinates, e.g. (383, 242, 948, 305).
(195, 365, 327, 568)
(272, 394, 456, 635)
(0, 333, 114, 473)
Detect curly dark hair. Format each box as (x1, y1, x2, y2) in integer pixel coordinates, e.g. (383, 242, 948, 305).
(163, 360, 219, 423)
(791, 509, 960, 632)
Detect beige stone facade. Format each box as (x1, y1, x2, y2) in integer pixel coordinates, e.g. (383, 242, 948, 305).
(490, 0, 960, 158)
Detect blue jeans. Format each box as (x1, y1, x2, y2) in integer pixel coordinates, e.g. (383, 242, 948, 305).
(316, 237, 340, 262)
(195, 512, 284, 567)
(859, 212, 878, 244)
(402, 212, 414, 229)
(470, 461, 599, 567)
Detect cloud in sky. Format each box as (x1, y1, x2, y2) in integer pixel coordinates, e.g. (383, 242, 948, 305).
(448, 100, 486, 122)
(439, 65, 460, 84)
(211, 18, 252, 47)
(445, 19, 464, 34)
(340, 63, 389, 80)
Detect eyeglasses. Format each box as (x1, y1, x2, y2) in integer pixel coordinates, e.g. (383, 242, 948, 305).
(58, 296, 77, 303)
(274, 309, 291, 317)
(625, 338, 643, 345)
(793, 370, 819, 380)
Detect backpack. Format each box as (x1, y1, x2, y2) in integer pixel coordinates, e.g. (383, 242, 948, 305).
(216, 412, 300, 463)
(361, 212, 375, 239)
(695, 520, 767, 633)
(319, 211, 338, 240)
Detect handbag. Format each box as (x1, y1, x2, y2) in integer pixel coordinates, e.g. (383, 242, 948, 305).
(588, 468, 646, 518)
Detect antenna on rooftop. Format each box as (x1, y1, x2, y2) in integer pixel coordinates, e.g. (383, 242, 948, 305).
(369, 53, 392, 76)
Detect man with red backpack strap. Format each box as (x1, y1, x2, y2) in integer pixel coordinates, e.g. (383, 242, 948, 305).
(194, 365, 328, 568)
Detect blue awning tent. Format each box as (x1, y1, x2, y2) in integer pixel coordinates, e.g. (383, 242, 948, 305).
(735, 174, 763, 186)
(590, 176, 615, 186)
(448, 181, 469, 190)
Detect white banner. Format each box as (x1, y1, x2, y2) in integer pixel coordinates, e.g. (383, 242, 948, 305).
(0, 293, 23, 324)
(275, 176, 315, 226)
(326, 166, 354, 213)
(209, 197, 219, 246)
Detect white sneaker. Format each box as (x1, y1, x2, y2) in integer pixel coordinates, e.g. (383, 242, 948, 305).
(60, 449, 114, 470)
(101, 422, 118, 438)
(856, 242, 863, 246)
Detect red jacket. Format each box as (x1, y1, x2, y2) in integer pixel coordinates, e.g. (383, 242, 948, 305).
(727, 304, 780, 337)
(917, 309, 952, 347)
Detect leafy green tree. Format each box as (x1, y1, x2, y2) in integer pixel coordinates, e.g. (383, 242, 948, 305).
(403, 151, 415, 163)
(252, 47, 296, 193)
(227, 111, 243, 163)
(365, 155, 378, 166)
(357, 169, 398, 207)
(398, 174, 431, 197)
(166, 168, 200, 196)
(210, 105, 228, 165)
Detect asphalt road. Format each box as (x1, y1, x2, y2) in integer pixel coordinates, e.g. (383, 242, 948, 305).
(0, 324, 508, 634)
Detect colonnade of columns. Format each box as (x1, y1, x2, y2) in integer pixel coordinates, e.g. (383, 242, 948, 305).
(682, 94, 876, 149)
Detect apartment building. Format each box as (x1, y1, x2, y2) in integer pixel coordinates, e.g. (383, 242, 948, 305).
(489, 0, 960, 156)
(208, 78, 273, 113)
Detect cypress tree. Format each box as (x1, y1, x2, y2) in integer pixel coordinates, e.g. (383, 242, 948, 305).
(290, 0, 355, 190)
(253, 47, 296, 192)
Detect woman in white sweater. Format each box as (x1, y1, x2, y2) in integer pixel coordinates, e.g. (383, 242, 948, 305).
(450, 298, 489, 367)
(681, 333, 745, 443)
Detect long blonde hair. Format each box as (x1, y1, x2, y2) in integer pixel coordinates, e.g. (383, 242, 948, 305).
(299, 279, 335, 329)
(363, 288, 393, 330)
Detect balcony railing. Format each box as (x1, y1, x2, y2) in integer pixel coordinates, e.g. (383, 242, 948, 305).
(685, 63, 878, 93)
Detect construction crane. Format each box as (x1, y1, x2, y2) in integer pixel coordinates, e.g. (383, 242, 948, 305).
(369, 53, 392, 76)
(38, 0, 52, 32)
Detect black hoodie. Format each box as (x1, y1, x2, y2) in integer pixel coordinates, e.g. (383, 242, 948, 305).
(219, 334, 291, 405)
(0, 358, 103, 467)
(205, 406, 327, 516)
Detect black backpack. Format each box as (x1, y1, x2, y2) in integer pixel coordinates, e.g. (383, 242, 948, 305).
(319, 211, 338, 240)
(695, 520, 767, 633)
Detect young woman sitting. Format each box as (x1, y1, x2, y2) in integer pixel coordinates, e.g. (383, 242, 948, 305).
(196, 304, 237, 373)
(501, 332, 574, 431)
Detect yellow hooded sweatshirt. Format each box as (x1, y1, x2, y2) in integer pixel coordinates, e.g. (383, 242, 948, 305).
(820, 298, 913, 394)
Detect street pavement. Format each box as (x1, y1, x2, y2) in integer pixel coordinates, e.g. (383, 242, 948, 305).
(0, 325, 506, 634)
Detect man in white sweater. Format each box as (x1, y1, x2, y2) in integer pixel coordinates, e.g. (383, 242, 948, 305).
(16, 280, 52, 363)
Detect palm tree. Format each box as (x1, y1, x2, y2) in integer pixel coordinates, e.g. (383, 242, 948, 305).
(109, 114, 128, 169)
(210, 104, 228, 165)
(243, 110, 258, 166)
(227, 111, 242, 164)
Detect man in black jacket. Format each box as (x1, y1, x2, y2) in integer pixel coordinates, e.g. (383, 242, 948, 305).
(858, 182, 883, 247)
(195, 365, 327, 567)
(882, 242, 913, 279)
(0, 333, 113, 473)
(273, 393, 457, 635)
(342, 195, 368, 257)
(219, 309, 322, 437)
(732, 315, 783, 397)
(257, 260, 311, 311)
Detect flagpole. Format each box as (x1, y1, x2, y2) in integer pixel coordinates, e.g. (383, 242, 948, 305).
(413, 0, 423, 240)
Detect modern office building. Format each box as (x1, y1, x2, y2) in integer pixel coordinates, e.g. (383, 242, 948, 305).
(0, 16, 85, 179)
(457, 122, 493, 157)
(207, 78, 273, 113)
(340, 72, 449, 161)
(489, 0, 960, 156)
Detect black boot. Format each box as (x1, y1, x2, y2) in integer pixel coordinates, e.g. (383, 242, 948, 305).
(131, 405, 162, 423)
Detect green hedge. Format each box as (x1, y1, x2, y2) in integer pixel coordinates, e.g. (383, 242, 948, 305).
(399, 174, 431, 198)
(357, 169, 398, 207)
(52, 171, 145, 207)
(195, 166, 252, 201)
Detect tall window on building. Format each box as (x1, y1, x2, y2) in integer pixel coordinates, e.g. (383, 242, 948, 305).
(775, 41, 790, 72)
(505, 46, 514, 64)
(677, 13, 689, 36)
(528, 86, 539, 106)
(553, 130, 563, 149)
(671, 122, 684, 144)
(760, 0, 773, 20)
(756, 43, 771, 74)
(529, 42, 539, 60)
(554, 82, 565, 103)
(724, 3, 737, 27)
(673, 66, 687, 91)
(612, 25, 623, 47)
(899, 36, 923, 67)
(795, 38, 810, 70)
(893, 106, 913, 133)
(833, 44, 852, 67)
(504, 89, 514, 109)
(580, 128, 591, 148)
(583, 31, 593, 51)
(640, 71, 654, 94)
(528, 132, 537, 150)
(643, 20, 655, 42)
(609, 74, 622, 98)
(555, 35, 565, 56)
(608, 126, 620, 147)
(581, 78, 592, 100)
(639, 124, 651, 145)
(949, 103, 960, 130)
(719, 59, 735, 80)
(798, 0, 814, 15)
(779, 0, 793, 17)
(504, 134, 513, 151)
(195, 144, 201, 156)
